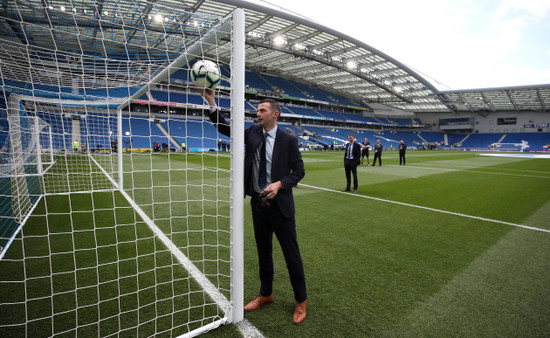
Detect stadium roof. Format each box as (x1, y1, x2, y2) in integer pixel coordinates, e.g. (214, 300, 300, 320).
(2, 0, 549, 115)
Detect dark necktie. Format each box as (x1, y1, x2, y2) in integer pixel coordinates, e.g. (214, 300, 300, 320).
(348, 143, 353, 159)
(258, 133, 267, 189)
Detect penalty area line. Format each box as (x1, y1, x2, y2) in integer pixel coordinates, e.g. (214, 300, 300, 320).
(236, 319, 265, 338)
(300, 184, 550, 234)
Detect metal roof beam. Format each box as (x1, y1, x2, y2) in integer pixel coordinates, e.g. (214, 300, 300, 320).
(252, 52, 288, 65)
(536, 88, 547, 112)
(368, 66, 400, 76)
(264, 22, 300, 40)
(246, 15, 272, 32)
(284, 62, 323, 73)
(1, 10, 32, 45)
(457, 93, 474, 114)
(190, 0, 207, 13)
(310, 37, 340, 50)
(476, 92, 493, 117)
(326, 45, 360, 58)
(126, 0, 159, 42)
(288, 30, 321, 44)
(505, 90, 520, 111)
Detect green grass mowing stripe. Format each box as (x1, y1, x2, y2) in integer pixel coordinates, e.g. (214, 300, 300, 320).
(1, 151, 235, 337)
(300, 184, 550, 234)
(0, 193, 229, 337)
(225, 151, 549, 337)
(236, 189, 513, 336)
(384, 205, 550, 336)
(3, 150, 548, 337)
(399, 164, 550, 179)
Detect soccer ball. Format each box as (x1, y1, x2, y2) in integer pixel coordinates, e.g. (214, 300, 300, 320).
(190, 59, 221, 89)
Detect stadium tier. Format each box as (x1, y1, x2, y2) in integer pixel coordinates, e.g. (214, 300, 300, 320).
(245, 70, 273, 91)
(460, 133, 504, 149)
(416, 131, 446, 144)
(447, 133, 468, 146)
(260, 73, 308, 99)
(315, 109, 346, 121)
(14, 102, 547, 153)
(286, 106, 326, 118)
(392, 131, 426, 144)
(498, 133, 550, 151)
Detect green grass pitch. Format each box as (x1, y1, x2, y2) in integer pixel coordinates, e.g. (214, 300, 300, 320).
(1, 150, 549, 337)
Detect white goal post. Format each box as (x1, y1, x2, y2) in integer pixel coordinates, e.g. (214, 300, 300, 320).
(0, 2, 245, 337)
(0, 94, 55, 260)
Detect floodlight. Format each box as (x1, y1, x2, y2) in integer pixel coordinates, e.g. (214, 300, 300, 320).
(273, 36, 286, 46)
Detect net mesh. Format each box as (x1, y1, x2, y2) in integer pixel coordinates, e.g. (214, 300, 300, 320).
(0, 0, 238, 336)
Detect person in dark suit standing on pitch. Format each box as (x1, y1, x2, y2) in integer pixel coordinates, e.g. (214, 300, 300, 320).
(399, 140, 407, 165)
(373, 139, 383, 166)
(343, 134, 361, 193)
(199, 89, 308, 325)
(361, 136, 370, 166)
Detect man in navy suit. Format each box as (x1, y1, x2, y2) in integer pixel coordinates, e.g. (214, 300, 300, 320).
(343, 134, 361, 193)
(199, 89, 307, 325)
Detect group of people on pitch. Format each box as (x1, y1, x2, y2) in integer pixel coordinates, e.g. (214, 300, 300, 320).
(342, 135, 407, 193)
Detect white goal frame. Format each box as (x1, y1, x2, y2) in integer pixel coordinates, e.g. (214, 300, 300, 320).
(0, 5, 245, 337)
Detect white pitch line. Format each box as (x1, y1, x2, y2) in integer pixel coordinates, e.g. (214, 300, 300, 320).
(383, 164, 550, 179)
(300, 184, 550, 234)
(410, 162, 550, 174)
(236, 319, 265, 338)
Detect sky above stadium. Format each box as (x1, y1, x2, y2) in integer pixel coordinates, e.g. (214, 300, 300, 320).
(248, 0, 550, 91)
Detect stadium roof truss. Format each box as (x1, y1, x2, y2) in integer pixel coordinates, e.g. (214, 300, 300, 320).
(1, 0, 549, 115)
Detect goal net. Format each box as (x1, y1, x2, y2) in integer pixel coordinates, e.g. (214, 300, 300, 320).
(0, 1, 245, 337)
(1, 98, 54, 257)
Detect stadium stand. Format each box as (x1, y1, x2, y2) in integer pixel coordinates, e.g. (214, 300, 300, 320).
(392, 131, 426, 145)
(416, 131, 445, 144)
(260, 73, 308, 99)
(500, 133, 550, 151)
(286, 106, 326, 118)
(460, 133, 504, 149)
(446, 133, 469, 147)
(245, 70, 273, 91)
(6, 58, 544, 155)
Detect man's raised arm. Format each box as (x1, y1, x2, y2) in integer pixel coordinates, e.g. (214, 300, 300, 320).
(199, 88, 230, 137)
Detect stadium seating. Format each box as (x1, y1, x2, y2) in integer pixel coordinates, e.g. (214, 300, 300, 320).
(446, 133, 468, 146)
(6, 69, 549, 155)
(245, 70, 273, 91)
(460, 133, 503, 149)
(392, 131, 425, 145)
(500, 133, 550, 151)
(315, 109, 345, 121)
(416, 131, 445, 144)
(0, 115, 8, 148)
(260, 73, 308, 99)
(286, 106, 325, 118)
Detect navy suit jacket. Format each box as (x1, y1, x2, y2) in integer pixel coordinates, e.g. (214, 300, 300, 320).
(208, 110, 304, 218)
(344, 141, 361, 165)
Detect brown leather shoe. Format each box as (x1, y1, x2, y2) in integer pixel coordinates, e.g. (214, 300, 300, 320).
(292, 300, 307, 325)
(244, 294, 273, 312)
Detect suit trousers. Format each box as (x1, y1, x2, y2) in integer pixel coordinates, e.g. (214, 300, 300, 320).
(344, 158, 358, 190)
(373, 152, 382, 166)
(250, 195, 307, 303)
